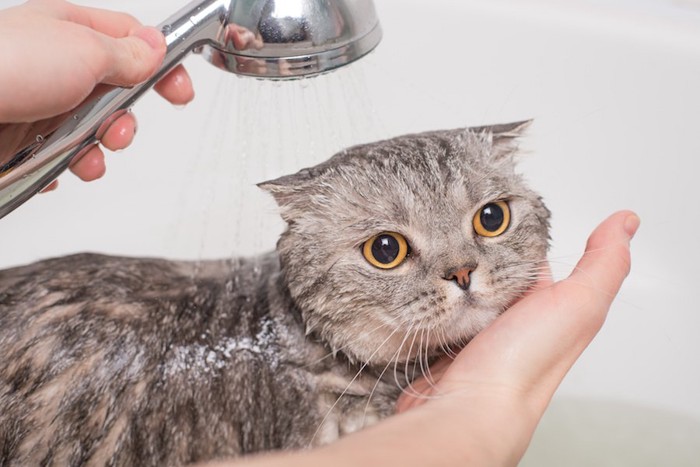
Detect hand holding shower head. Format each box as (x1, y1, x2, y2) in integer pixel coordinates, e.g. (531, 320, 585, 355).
(0, 0, 381, 219)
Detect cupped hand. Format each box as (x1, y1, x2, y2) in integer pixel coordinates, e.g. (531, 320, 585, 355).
(392, 210, 639, 464)
(222, 211, 638, 467)
(0, 0, 195, 189)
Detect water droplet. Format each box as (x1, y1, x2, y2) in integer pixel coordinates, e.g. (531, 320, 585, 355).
(35, 135, 44, 143)
(162, 24, 172, 34)
(73, 115, 80, 120)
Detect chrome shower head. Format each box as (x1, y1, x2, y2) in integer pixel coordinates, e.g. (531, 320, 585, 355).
(166, 0, 381, 79)
(201, 0, 382, 78)
(0, 0, 381, 219)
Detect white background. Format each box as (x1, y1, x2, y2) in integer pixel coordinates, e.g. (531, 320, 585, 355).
(1, 0, 699, 464)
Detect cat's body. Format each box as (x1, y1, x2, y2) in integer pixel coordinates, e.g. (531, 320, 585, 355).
(0, 123, 550, 466)
(0, 253, 394, 465)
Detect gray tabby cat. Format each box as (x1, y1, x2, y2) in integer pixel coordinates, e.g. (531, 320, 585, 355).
(0, 121, 550, 466)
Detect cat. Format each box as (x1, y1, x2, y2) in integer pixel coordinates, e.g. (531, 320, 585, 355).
(0, 121, 550, 466)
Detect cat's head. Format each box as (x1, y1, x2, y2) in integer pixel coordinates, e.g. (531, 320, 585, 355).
(260, 122, 550, 365)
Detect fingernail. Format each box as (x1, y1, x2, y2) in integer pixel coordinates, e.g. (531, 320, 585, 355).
(171, 70, 195, 104)
(624, 214, 640, 239)
(134, 26, 165, 51)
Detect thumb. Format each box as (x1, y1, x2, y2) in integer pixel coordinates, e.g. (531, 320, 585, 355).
(100, 27, 166, 87)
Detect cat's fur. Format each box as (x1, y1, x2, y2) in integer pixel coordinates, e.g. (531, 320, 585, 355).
(0, 122, 550, 466)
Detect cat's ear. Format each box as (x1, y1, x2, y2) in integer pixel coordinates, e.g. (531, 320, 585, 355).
(471, 119, 532, 160)
(258, 169, 317, 219)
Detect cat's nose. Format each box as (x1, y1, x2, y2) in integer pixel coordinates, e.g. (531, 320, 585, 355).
(444, 265, 476, 291)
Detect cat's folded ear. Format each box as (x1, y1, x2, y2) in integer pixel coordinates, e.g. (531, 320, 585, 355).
(470, 119, 532, 161)
(258, 169, 318, 220)
(258, 167, 314, 194)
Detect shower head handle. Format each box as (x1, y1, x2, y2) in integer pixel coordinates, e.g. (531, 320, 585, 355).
(0, 0, 381, 220)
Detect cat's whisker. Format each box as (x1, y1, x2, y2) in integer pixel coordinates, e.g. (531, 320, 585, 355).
(392, 323, 425, 399)
(404, 323, 422, 389)
(361, 337, 407, 427)
(437, 325, 458, 359)
(397, 320, 442, 401)
(308, 326, 401, 448)
(418, 328, 436, 388)
(417, 328, 427, 383)
(391, 320, 416, 381)
(300, 317, 401, 369)
(390, 319, 432, 399)
(421, 328, 441, 393)
(305, 299, 424, 371)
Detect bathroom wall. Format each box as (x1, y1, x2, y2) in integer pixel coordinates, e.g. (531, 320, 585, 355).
(1, 0, 699, 464)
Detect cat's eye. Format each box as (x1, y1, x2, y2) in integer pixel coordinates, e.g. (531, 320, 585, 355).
(362, 232, 409, 269)
(473, 201, 511, 237)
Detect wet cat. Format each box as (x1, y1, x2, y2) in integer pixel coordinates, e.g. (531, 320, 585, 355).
(0, 121, 550, 466)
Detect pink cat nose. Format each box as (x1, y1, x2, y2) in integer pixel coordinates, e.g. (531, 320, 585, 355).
(445, 267, 474, 291)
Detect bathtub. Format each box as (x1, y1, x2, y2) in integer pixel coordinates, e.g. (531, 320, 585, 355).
(1, 0, 699, 464)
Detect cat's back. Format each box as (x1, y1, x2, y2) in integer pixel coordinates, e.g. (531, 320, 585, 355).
(0, 252, 315, 466)
(1, 252, 197, 324)
(0, 252, 217, 360)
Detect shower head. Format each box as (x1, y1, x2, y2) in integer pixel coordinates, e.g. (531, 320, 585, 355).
(169, 0, 381, 79)
(0, 0, 381, 219)
(200, 0, 382, 78)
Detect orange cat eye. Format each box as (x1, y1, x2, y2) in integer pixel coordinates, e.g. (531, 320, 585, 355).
(362, 232, 409, 269)
(473, 201, 511, 237)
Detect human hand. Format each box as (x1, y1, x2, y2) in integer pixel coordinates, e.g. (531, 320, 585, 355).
(389, 210, 638, 464)
(225, 210, 638, 467)
(0, 0, 195, 189)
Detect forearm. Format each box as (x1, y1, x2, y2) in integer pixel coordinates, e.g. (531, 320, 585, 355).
(211, 395, 537, 467)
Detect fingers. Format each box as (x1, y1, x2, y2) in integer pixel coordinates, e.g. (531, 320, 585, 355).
(154, 65, 195, 105)
(65, 4, 195, 105)
(65, 4, 193, 96)
(101, 111, 137, 151)
(59, 1, 142, 38)
(567, 210, 638, 300)
(98, 27, 167, 87)
(524, 211, 638, 397)
(70, 146, 106, 182)
(24, 2, 194, 188)
(50, 1, 194, 103)
(30, 0, 165, 86)
(67, 112, 136, 182)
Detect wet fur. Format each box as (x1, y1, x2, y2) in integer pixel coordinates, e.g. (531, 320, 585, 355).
(0, 123, 550, 466)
